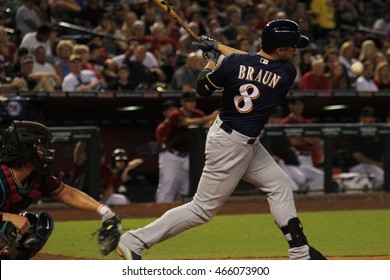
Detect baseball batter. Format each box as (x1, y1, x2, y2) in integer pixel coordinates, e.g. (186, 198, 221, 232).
(117, 19, 326, 260)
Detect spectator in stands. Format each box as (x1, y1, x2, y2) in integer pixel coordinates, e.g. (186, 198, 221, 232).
(121, 11, 138, 40)
(149, 21, 177, 65)
(344, 106, 384, 190)
(130, 44, 166, 86)
(358, 39, 380, 66)
(140, 3, 157, 36)
(101, 58, 117, 90)
(185, 4, 207, 37)
(373, 61, 390, 90)
(53, 40, 73, 82)
(267, 107, 325, 194)
(107, 63, 136, 92)
(372, 9, 390, 37)
(0, 54, 27, 91)
(298, 56, 331, 90)
(207, 18, 229, 47)
(78, 0, 105, 29)
(5, 47, 29, 75)
(73, 44, 105, 87)
(0, 26, 17, 65)
(31, 45, 61, 90)
(329, 61, 351, 90)
(159, 10, 181, 42)
(51, 0, 81, 15)
(355, 60, 379, 92)
(127, 20, 154, 51)
(94, 15, 126, 55)
(220, 4, 247, 46)
(110, 3, 129, 31)
(36, 0, 55, 24)
(310, 0, 336, 43)
(61, 54, 100, 92)
(338, 40, 358, 84)
(160, 51, 182, 86)
(170, 52, 201, 92)
(115, 44, 156, 90)
(299, 49, 313, 76)
(19, 24, 53, 58)
(14, 54, 55, 92)
(87, 43, 105, 75)
(178, 21, 201, 53)
(335, 0, 359, 32)
(282, 96, 324, 166)
(15, 0, 42, 38)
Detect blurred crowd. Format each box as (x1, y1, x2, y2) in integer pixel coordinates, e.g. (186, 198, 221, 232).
(0, 0, 390, 93)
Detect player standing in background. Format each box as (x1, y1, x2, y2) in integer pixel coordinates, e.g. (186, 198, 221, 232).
(0, 121, 120, 259)
(155, 94, 218, 202)
(117, 19, 326, 260)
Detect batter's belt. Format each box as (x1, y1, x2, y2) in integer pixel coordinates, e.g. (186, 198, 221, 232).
(219, 121, 257, 145)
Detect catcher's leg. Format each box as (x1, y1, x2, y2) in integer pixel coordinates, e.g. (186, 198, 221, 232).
(0, 222, 18, 259)
(5, 212, 54, 260)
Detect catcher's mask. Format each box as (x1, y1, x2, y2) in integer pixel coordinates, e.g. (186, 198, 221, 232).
(0, 121, 55, 175)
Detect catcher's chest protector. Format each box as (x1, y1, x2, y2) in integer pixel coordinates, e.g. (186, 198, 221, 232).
(0, 165, 42, 213)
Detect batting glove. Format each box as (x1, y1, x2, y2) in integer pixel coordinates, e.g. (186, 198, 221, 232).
(193, 35, 220, 52)
(202, 50, 220, 63)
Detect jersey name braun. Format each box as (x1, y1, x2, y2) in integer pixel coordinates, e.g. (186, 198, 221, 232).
(237, 66, 282, 89)
(205, 53, 296, 137)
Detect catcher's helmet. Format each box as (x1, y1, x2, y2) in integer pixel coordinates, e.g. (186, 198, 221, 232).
(261, 19, 310, 53)
(0, 121, 55, 175)
(111, 148, 128, 167)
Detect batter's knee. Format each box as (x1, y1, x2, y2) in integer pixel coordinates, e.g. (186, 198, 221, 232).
(190, 199, 221, 223)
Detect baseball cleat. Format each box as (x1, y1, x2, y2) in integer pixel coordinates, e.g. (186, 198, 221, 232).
(309, 246, 327, 260)
(116, 240, 142, 260)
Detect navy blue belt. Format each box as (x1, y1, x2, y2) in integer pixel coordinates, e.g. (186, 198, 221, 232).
(219, 122, 257, 145)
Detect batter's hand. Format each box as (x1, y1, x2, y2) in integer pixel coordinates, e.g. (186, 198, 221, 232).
(193, 35, 220, 52)
(202, 50, 220, 63)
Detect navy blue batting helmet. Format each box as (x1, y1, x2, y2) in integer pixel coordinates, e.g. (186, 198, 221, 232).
(261, 19, 309, 53)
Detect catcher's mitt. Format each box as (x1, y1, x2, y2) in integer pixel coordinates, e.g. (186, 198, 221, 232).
(97, 215, 122, 256)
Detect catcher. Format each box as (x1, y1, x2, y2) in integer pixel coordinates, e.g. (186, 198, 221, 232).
(0, 121, 121, 259)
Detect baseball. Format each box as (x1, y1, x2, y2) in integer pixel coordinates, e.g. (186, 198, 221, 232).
(350, 61, 364, 75)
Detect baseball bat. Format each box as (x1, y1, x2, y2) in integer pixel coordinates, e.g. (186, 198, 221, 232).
(58, 21, 127, 42)
(153, 0, 200, 41)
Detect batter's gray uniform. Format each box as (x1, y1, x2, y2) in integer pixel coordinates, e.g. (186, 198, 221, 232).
(118, 19, 326, 260)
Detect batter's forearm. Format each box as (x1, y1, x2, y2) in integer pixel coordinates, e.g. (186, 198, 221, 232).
(217, 44, 247, 56)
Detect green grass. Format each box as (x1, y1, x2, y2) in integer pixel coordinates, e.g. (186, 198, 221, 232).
(42, 210, 390, 259)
